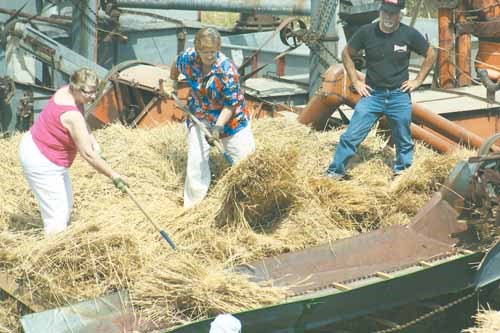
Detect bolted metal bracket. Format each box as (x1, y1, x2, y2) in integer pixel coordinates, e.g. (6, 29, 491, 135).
(478, 70, 500, 103)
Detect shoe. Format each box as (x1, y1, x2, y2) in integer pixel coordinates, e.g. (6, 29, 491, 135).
(325, 170, 346, 180)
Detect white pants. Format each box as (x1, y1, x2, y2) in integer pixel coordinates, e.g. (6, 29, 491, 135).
(19, 132, 73, 236)
(184, 124, 256, 208)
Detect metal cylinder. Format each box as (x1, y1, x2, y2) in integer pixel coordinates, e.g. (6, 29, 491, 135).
(456, 2, 471, 87)
(412, 103, 486, 150)
(438, 7, 455, 88)
(112, 0, 311, 15)
(476, 41, 500, 81)
(410, 124, 458, 154)
(299, 65, 358, 129)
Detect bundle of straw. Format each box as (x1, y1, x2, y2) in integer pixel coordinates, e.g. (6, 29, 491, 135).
(214, 147, 302, 229)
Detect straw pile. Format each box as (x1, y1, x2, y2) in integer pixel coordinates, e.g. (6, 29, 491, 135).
(0, 117, 470, 331)
(463, 309, 500, 333)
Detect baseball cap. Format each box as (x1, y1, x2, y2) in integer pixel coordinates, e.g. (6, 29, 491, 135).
(380, 0, 405, 13)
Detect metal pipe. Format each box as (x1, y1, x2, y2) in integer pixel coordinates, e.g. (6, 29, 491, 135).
(411, 124, 458, 154)
(298, 65, 357, 130)
(456, 1, 471, 87)
(477, 69, 499, 103)
(475, 41, 500, 82)
(438, 7, 455, 88)
(112, 0, 311, 15)
(412, 103, 486, 150)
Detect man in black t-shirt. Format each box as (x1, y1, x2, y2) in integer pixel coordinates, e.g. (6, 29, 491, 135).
(326, 0, 436, 179)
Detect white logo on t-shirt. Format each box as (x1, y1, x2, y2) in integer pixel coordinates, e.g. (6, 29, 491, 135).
(394, 44, 408, 52)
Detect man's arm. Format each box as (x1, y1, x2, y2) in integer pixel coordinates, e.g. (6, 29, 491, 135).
(169, 58, 180, 81)
(401, 46, 437, 92)
(342, 46, 372, 97)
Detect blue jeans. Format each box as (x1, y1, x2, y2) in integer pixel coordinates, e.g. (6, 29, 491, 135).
(327, 88, 413, 175)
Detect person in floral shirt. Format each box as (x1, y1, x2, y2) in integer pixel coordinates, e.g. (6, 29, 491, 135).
(167, 27, 256, 208)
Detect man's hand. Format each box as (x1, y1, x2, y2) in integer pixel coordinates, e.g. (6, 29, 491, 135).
(112, 174, 129, 193)
(401, 79, 423, 93)
(162, 79, 178, 97)
(205, 125, 224, 146)
(352, 80, 373, 97)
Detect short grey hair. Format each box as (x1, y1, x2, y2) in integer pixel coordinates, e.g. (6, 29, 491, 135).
(69, 68, 99, 91)
(194, 27, 221, 49)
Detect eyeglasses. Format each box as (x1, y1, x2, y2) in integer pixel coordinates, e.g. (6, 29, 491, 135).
(81, 88, 97, 97)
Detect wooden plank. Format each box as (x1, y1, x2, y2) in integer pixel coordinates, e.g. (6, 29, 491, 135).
(0, 272, 42, 312)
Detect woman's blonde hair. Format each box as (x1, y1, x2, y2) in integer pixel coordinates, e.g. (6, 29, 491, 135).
(194, 27, 221, 49)
(69, 68, 99, 91)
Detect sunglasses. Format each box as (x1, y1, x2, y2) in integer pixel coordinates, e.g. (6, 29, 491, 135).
(80, 88, 97, 97)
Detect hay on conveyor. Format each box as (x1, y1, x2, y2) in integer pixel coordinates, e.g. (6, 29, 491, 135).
(463, 309, 500, 333)
(0, 118, 472, 331)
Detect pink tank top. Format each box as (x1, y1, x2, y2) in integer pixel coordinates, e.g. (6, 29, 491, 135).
(31, 90, 81, 168)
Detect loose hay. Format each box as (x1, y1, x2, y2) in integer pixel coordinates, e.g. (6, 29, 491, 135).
(0, 117, 471, 330)
(463, 309, 500, 333)
(133, 253, 286, 327)
(214, 147, 301, 229)
(0, 299, 17, 333)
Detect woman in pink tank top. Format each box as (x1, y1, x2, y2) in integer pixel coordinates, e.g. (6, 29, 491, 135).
(19, 68, 129, 236)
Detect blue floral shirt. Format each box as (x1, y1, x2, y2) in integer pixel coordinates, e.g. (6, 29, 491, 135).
(176, 48, 250, 136)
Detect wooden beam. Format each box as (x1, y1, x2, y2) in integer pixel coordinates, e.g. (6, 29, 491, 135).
(0, 272, 43, 313)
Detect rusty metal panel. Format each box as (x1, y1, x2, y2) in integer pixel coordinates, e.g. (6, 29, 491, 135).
(87, 87, 122, 129)
(445, 109, 500, 139)
(118, 64, 170, 90)
(238, 191, 475, 296)
(20, 291, 135, 333)
(137, 98, 186, 128)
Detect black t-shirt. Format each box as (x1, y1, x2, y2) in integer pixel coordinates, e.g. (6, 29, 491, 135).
(348, 22, 429, 89)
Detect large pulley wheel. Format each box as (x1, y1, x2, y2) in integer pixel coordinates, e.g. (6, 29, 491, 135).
(99, 60, 153, 92)
(279, 18, 307, 49)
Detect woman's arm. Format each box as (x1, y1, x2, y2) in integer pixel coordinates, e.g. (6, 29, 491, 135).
(89, 133, 101, 154)
(215, 105, 235, 127)
(61, 111, 119, 179)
